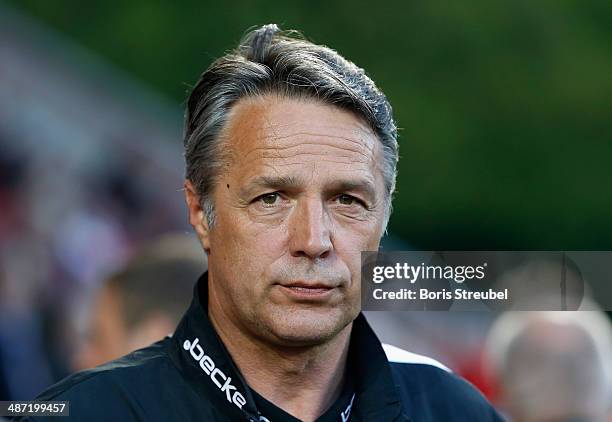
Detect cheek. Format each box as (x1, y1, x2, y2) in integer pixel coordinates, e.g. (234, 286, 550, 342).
(251, 223, 287, 247)
(333, 222, 382, 274)
(212, 218, 288, 276)
(333, 219, 382, 252)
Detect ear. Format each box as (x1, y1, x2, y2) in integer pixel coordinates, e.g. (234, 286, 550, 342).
(184, 180, 211, 251)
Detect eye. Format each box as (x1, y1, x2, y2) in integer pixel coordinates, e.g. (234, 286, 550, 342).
(258, 192, 281, 206)
(337, 194, 361, 206)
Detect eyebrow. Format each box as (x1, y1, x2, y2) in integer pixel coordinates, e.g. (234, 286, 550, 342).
(239, 175, 301, 197)
(239, 175, 378, 202)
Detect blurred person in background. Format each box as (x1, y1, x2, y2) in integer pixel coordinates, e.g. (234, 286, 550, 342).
(73, 233, 207, 370)
(486, 309, 612, 422)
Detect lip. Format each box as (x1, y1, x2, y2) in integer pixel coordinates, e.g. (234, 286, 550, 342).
(276, 282, 337, 301)
(281, 281, 336, 289)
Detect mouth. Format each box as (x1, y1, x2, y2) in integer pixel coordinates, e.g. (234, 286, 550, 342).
(276, 281, 338, 300)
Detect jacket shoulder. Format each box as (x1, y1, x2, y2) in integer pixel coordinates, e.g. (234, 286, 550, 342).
(30, 338, 180, 421)
(383, 344, 504, 421)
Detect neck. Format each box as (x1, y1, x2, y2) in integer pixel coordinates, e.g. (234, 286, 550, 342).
(208, 287, 352, 422)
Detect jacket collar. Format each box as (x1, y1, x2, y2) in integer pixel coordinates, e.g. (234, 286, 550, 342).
(168, 272, 409, 421)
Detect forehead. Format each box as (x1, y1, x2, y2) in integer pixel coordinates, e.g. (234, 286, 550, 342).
(221, 95, 383, 183)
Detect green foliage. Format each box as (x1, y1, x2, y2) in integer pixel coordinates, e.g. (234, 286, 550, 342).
(8, 0, 612, 249)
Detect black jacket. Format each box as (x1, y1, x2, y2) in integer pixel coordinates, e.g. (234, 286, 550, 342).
(23, 273, 503, 421)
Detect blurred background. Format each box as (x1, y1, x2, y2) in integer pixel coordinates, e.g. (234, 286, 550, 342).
(1, 0, 611, 419)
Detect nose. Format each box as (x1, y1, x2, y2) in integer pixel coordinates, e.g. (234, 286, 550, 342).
(288, 197, 332, 260)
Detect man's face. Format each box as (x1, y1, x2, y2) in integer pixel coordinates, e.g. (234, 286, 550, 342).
(187, 95, 386, 347)
(74, 283, 177, 370)
(73, 284, 127, 370)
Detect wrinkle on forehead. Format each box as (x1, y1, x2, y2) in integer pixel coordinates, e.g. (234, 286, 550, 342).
(220, 94, 383, 174)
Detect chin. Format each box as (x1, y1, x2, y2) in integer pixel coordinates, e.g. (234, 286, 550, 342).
(258, 306, 357, 347)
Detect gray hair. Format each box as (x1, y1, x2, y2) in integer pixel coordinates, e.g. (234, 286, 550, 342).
(183, 24, 398, 231)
